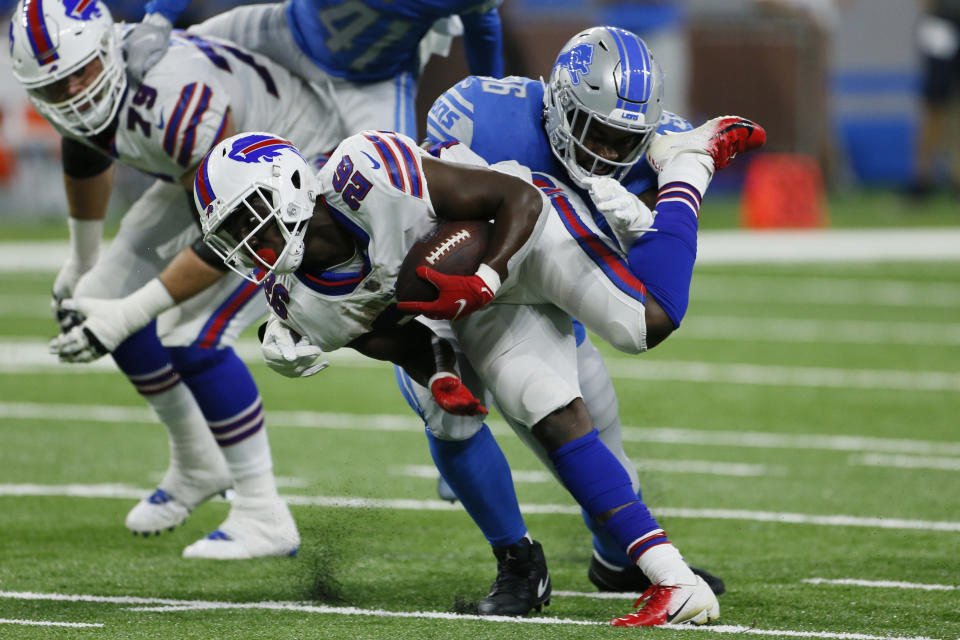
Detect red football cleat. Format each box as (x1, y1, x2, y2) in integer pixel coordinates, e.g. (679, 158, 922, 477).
(647, 115, 767, 173)
(610, 576, 719, 627)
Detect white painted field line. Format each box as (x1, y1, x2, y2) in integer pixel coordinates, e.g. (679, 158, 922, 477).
(0, 618, 103, 628)
(9, 299, 960, 347)
(850, 453, 960, 472)
(399, 458, 778, 480)
(603, 359, 960, 393)
(680, 316, 960, 346)
(616, 426, 960, 457)
(4, 483, 960, 533)
(5, 339, 960, 392)
(4, 400, 960, 457)
(0, 592, 942, 639)
(804, 578, 958, 591)
(693, 273, 960, 308)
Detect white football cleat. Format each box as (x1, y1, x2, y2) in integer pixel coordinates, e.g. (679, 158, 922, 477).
(125, 465, 233, 536)
(610, 574, 720, 627)
(647, 116, 766, 174)
(181, 496, 300, 560)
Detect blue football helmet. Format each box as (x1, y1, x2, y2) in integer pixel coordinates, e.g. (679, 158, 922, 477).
(544, 26, 664, 187)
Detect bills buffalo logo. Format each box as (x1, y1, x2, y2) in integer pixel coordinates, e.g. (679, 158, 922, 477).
(227, 135, 301, 164)
(555, 43, 594, 85)
(64, 0, 102, 20)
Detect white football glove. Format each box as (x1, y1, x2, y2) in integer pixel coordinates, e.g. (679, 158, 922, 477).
(261, 315, 328, 378)
(583, 176, 656, 251)
(52, 259, 91, 332)
(122, 13, 173, 84)
(49, 279, 175, 363)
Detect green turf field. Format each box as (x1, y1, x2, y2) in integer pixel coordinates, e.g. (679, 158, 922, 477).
(1, 208, 958, 639)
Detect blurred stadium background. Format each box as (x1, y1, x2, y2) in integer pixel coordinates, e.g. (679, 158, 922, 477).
(0, 0, 957, 226)
(1, 3, 958, 637)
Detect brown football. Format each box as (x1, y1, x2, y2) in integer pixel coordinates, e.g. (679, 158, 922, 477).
(396, 220, 492, 303)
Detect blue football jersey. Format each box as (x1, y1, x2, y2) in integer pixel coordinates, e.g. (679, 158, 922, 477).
(144, 0, 503, 82)
(286, 0, 502, 81)
(426, 75, 691, 236)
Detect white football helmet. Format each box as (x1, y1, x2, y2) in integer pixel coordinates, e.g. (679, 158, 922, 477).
(195, 132, 318, 283)
(8, 0, 126, 137)
(544, 26, 664, 187)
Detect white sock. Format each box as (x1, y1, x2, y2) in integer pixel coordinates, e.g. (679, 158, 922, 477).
(660, 153, 714, 196)
(222, 428, 278, 500)
(636, 542, 697, 586)
(142, 381, 223, 475)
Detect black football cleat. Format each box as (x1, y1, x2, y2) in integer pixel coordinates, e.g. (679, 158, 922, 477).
(477, 538, 552, 616)
(588, 553, 726, 596)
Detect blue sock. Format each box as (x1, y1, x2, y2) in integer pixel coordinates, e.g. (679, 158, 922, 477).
(169, 345, 263, 446)
(547, 429, 638, 518)
(627, 198, 698, 328)
(582, 492, 646, 568)
(604, 501, 667, 564)
(427, 426, 527, 547)
(111, 320, 183, 394)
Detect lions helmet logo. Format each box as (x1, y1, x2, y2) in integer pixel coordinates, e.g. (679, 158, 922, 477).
(63, 0, 102, 21)
(555, 43, 594, 86)
(228, 134, 302, 164)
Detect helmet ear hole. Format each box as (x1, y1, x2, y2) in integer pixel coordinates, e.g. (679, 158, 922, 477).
(291, 170, 301, 189)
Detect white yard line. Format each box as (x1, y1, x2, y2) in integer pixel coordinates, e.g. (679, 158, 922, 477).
(0, 618, 103, 628)
(399, 458, 778, 480)
(849, 454, 960, 472)
(803, 578, 958, 591)
(4, 340, 959, 392)
(696, 228, 960, 265)
(692, 275, 960, 308)
(4, 230, 959, 273)
(3, 401, 960, 457)
(2, 483, 959, 532)
(0, 591, 943, 638)
(679, 316, 960, 346)
(8, 303, 960, 346)
(602, 359, 960, 393)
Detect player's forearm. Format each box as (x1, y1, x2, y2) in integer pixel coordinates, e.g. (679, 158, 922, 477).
(481, 181, 546, 282)
(348, 323, 457, 387)
(62, 164, 113, 271)
(157, 246, 227, 304)
(63, 165, 113, 222)
(460, 8, 504, 78)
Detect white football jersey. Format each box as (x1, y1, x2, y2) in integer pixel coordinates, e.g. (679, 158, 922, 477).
(268, 131, 438, 352)
(59, 26, 337, 181)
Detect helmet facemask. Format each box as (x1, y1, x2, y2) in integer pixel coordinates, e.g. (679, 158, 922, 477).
(543, 27, 665, 188)
(547, 84, 657, 186)
(21, 18, 126, 137)
(205, 181, 312, 284)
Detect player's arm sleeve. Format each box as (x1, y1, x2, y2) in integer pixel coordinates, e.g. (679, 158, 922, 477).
(144, 0, 191, 24)
(459, 4, 504, 78)
(61, 137, 113, 179)
(189, 236, 228, 272)
(425, 77, 481, 146)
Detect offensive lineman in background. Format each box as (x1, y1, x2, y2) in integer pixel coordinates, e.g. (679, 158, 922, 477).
(8, 0, 341, 557)
(122, 0, 504, 138)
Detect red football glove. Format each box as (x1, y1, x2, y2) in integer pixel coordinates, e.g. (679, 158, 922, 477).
(430, 373, 488, 416)
(396, 264, 499, 320)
